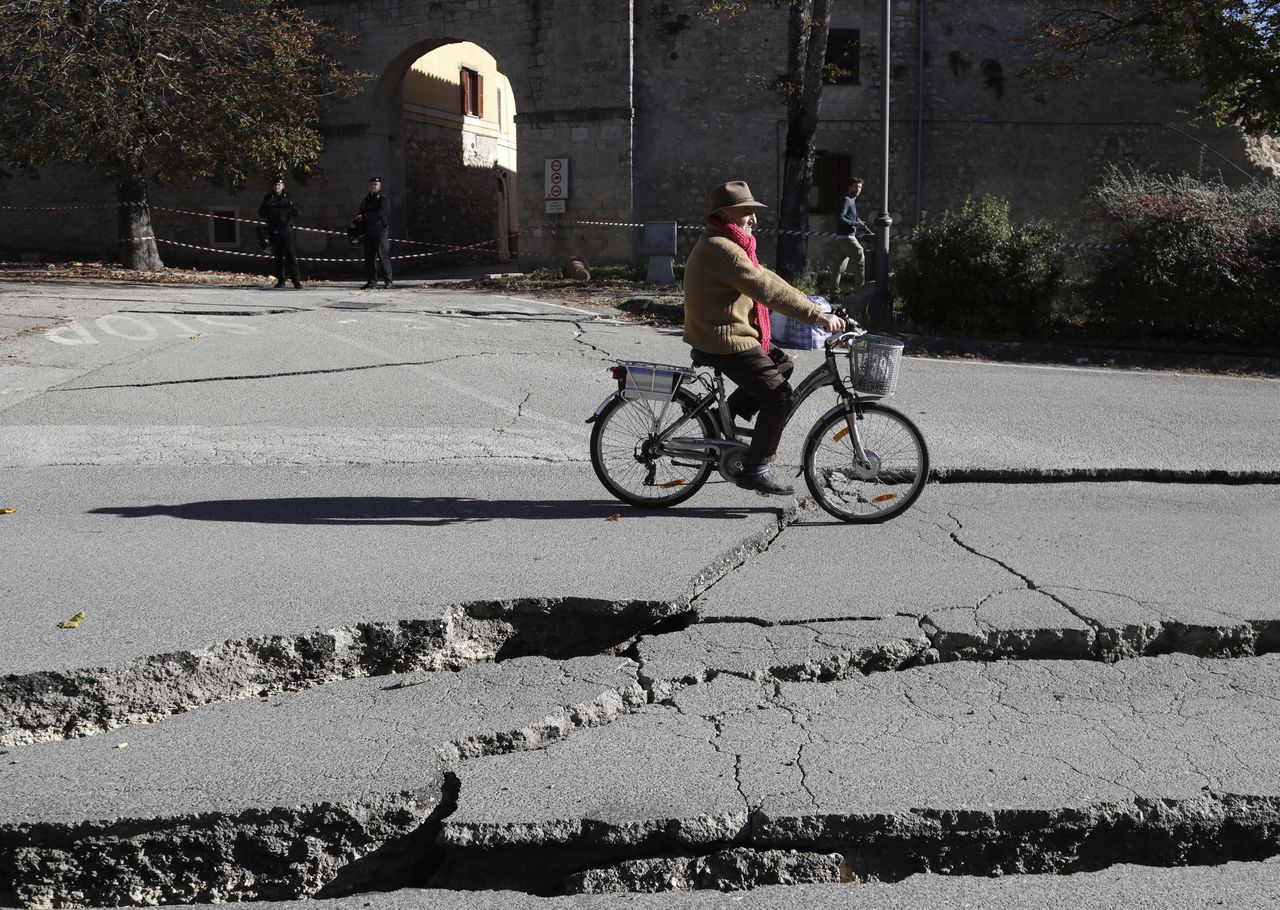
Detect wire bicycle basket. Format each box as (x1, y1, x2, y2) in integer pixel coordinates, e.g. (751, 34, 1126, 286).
(843, 334, 904, 397)
(614, 360, 697, 402)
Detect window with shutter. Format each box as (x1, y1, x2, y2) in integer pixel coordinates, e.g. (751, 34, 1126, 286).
(461, 67, 482, 117)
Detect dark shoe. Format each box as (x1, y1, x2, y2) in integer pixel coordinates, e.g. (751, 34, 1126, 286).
(736, 471, 794, 496)
(292, 280, 303, 289)
(274, 280, 286, 288)
(360, 283, 375, 290)
(383, 280, 392, 289)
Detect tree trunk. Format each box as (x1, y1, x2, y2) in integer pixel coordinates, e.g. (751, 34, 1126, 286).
(774, 0, 832, 284)
(116, 177, 164, 271)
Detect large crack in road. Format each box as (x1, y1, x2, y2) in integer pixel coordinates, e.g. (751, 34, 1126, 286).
(3, 487, 1280, 905)
(0, 597, 673, 748)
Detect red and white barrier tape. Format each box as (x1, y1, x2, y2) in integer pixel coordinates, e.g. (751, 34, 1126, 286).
(3, 203, 1114, 251)
(156, 235, 502, 263)
(0, 202, 124, 211)
(148, 205, 472, 250)
(544, 219, 906, 241)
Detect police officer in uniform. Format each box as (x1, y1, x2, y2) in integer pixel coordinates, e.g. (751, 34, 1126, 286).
(355, 176, 392, 289)
(258, 176, 302, 288)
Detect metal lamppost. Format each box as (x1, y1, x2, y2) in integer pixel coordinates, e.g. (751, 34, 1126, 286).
(870, 0, 893, 322)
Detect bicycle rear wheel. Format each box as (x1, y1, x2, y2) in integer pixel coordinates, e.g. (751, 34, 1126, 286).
(590, 388, 715, 508)
(802, 401, 929, 523)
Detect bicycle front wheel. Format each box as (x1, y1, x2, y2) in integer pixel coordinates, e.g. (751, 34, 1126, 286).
(802, 401, 929, 523)
(590, 389, 715, 508)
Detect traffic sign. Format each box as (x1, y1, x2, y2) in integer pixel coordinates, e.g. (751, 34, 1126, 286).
(544, 158, 570, 200)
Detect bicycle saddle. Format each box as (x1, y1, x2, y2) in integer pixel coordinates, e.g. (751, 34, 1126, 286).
(689, 350, 717, 368)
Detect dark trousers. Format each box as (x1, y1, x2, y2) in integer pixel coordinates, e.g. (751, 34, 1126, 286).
(271, 230, 300, 282)
(364, 231, 392, 284)
(692, 344, 795, 465)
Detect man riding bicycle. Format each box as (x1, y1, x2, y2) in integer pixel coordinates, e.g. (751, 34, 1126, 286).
(684, 180, 846, 496)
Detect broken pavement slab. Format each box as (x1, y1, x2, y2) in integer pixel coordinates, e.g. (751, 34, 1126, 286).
(637, 617, 932, 701)
(440, 655, 1280, 893)
(0, 463, 796, 745)
(683, 484, 1280, 667)
(0, 656, 642, 908)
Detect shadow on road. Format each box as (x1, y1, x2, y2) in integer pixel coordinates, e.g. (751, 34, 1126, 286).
(89, 495, 774, 526)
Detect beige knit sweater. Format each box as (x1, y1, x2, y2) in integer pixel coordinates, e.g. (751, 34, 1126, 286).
(682, 224, 825, 354)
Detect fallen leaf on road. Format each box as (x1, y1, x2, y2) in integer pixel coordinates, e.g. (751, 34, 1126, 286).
(57, 611, 86, 629)
(114, 742, 128, 749)
(606, 513, 621, 521)
(0, 507, 15, 514)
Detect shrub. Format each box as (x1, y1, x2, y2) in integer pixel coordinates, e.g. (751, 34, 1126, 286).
(1087, 169, 1280, 345)
(897, 195, 1065, 335)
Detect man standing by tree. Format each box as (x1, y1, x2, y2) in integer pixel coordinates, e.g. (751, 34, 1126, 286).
(259, 177, 302, 289)
(834, 176, 868, 294)
(355, 177, 392, 290)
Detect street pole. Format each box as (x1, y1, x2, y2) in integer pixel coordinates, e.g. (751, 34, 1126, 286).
(871, 0, 893, 322)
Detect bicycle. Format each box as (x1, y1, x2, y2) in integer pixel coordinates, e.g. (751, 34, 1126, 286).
(586, 312, 930, 523)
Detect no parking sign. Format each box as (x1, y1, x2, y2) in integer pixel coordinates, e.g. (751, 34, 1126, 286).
(544, 158, 569, 212)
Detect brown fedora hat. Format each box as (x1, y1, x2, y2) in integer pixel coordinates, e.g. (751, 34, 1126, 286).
(707, 180, 768, 217)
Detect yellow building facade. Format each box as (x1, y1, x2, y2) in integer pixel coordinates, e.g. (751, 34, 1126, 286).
(401, 42, 519, 259)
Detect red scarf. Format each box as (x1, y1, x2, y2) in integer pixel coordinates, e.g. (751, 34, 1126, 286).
(708, 216, 771, 352)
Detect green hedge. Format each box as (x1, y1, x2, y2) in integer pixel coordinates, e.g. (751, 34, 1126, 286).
(1087, 169, 1280, 344)
(896, 195, 1065, 335)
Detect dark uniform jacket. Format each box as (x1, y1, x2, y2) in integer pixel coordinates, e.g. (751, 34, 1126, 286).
(357, 193, 390, 233)
(258, 192, 300, 233)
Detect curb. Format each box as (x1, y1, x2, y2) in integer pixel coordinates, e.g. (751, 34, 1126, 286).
(900, 334, 1280, 376)
(931, 467, 1280, 485)
(619, 297, 684, 321)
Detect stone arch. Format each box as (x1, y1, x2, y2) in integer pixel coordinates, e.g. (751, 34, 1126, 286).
(395, 39, 522, 262)
(303, 0, 638, 266)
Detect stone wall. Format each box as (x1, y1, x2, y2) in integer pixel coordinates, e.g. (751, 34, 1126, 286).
(0, 0, 1272, 271)
(0, 167, 119, 264)
(631, 0, 1265, 266)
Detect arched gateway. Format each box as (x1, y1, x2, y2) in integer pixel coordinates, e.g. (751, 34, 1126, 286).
(304, 0, 638, 266)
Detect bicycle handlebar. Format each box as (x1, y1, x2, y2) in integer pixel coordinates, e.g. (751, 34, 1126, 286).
(825, 306, 866, 348)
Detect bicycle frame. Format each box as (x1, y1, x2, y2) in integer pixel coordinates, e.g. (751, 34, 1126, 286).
(596, 336, 878, 471)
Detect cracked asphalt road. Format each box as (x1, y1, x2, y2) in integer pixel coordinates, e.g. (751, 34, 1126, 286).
(1, 280, 1279, 907)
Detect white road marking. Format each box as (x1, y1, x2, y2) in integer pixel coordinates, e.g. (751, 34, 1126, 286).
(44, 313, 258, 345)
(97, 315, 159, 342)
